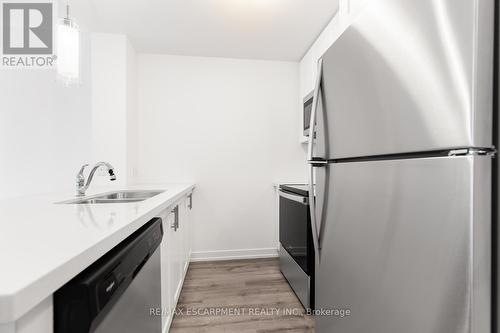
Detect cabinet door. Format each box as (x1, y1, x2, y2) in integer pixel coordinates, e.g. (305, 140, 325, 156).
(178, 197, 191, 275)
(348, 0, 368, 20)
(300, 51, 316, 98)
(159, 209, 174, 332)
(170, 205, 182, 304)
(186, 194, 193, 259)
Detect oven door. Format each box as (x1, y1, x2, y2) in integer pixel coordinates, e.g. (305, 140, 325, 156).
(279, 190, 312, 275)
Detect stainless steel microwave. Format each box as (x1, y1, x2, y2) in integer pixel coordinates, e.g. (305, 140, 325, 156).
(303, 91, 314, 137)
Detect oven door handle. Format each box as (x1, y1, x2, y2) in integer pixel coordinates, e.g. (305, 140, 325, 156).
(278, 190, 309, 205)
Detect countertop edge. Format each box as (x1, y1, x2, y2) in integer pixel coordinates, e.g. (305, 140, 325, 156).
(0, 184, 195, 324)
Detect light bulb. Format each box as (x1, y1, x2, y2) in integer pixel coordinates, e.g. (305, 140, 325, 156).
(56, 18, 80, 84)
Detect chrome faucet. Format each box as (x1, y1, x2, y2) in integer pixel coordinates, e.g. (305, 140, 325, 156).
(76, 162, 116, 196)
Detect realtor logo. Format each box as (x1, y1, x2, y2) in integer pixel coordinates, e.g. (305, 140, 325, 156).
(1, 0, 55, 68)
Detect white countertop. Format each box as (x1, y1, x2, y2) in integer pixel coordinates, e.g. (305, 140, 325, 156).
(0, 183, 195, 323)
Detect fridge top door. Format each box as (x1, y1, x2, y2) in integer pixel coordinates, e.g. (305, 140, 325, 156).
(318, 0, 494, 159)
(315, 155, 491, 333)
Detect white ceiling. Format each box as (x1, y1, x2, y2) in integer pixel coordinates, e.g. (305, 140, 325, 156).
(72, 0, 340, 61)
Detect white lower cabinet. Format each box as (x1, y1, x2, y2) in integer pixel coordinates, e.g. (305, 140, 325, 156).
(0, 193, 194, 333)
(179, 195, 192, 273)
(159, 193, 193, 333)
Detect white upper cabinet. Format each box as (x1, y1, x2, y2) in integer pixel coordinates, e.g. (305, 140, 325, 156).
(348, 0, 369, 20)
(298, 0, 369, 142)
(299, 0, 370, 97)
(299, 0, 351, 98)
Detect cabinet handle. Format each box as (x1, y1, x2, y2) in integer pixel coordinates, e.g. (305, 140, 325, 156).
(170, 205, 179, 231)
(188, 194, 193, 209)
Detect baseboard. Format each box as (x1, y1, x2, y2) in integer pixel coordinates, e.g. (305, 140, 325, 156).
(190, 248, 279, 262)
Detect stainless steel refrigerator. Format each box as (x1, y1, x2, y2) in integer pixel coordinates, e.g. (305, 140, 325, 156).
(307, 0, 496, 332)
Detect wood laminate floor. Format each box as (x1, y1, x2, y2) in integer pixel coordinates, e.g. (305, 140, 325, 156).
(170, 258, 314, 333)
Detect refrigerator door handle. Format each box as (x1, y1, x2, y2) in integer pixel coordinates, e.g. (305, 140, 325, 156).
(309, 164, 321, 262)
(307, 58, 323, 163)
(309, 157, 328, 167)
(307, 58, 324, 262)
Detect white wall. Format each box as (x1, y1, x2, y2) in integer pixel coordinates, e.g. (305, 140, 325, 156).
(126, 40, 138, 184)
(90, 33, 137, 186)
(0, 31, 137, 199)
(0, 31, 92, 199)
(137, 54, 306, 259)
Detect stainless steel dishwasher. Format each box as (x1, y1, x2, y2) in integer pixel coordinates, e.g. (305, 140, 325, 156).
(54, 218, 163, 333)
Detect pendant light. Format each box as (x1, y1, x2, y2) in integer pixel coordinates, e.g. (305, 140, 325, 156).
(56, 0, 80, 85)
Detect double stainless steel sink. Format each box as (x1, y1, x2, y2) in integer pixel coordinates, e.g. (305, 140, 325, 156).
(60, 190, 164, 204)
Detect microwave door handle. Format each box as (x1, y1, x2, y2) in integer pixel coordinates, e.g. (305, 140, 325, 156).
(307, 58, 323, 263)
(303, 91, 314, 136)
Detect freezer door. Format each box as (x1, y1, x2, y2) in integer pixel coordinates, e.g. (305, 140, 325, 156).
(315, 156, 491, 333)
(317, 0, 494, 159)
